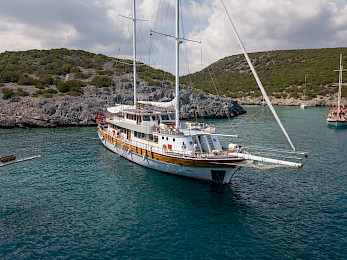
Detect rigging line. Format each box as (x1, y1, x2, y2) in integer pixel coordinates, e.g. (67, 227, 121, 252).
(148, 0, 162, 77)
(180, 40, 201, 120)
(220, 0, 296, 152)
(231, 107, 266, 139)
(198, 40, 238, 133)
(204, 57, 238, 136)
(112, 13, 121, 58)
(195, 1, 205, 121)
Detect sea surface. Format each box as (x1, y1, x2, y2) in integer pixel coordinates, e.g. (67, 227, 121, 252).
(0, 106, 346, 259)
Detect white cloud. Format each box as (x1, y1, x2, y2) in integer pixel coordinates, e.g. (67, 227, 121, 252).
(185, 0, 347, 73)
(0, 0, 346, 74)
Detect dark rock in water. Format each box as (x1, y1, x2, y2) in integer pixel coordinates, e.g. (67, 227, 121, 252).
(0, 84, 245, 128)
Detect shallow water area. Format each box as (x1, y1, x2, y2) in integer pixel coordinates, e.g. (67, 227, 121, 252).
(0, 106, 346, 259)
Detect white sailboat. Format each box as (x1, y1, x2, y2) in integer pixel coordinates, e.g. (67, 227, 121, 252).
(326, 54, 347, 127)
(300, 75, 309, 109)
(97, 0, 307, 184)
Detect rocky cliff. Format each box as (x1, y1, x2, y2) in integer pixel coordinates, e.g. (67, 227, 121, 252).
(0, 83, 245, 128)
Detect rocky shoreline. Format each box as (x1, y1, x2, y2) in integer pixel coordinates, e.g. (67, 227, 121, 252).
(0, 83, 245, 128)
(235, 95, 346, 107)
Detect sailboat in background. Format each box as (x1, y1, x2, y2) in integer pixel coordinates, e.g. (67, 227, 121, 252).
(326, 54, 347, 127)
(97, 0, 308, 184)
(300, 75, 309, 109)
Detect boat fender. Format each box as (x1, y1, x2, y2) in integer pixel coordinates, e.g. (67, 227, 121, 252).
(143, 153, 147, 160)
(127, 149, 131, 154)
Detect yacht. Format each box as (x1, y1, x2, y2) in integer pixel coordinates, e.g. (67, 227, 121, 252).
(97, 0, 307, 184)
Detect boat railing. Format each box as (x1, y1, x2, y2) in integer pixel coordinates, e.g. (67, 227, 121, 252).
(101, 126, 246, 159)
(106, 132, 240, 159)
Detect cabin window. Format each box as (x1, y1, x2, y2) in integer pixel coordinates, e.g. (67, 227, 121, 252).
(162, 137, 164, 140)
(145, 134, 149, 140)
(150, 135, 154, 142)
(173, 138, 175, 142)
(154, 136, 158, 143)
(166, 137, 168, 141)
(161, 115, 169, 120)
(141, 133, 145, 139)
(170, 114, 175, 120)
(143, 116, 151, 121)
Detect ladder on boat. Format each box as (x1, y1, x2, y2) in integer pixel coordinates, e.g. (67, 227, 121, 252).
(206, 135, 215, 151)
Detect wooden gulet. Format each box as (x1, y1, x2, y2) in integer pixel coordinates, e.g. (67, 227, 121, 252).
(97, 0, 307, 184)
(98, 104, 245, 183)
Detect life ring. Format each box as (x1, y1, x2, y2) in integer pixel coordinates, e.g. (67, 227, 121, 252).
(163, 144, 167, 149)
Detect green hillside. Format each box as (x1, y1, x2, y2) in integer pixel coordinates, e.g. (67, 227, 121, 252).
(0, 48, 174, 99)
(1, 47, 347, 101)
(181, 48, 347, 100)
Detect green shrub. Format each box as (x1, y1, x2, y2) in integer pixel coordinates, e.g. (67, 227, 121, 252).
(74, 72, 90, 79)
(97, 70, 113, 76)
(42, 93, 53, 98)
(16, 88, 30, 97)
(70, 66, 81, 73)
(36, 82, 45, 89)
(1, 88, 15, 99)
(40, 74, 54, 85)
(67, 91, 82, 96)
(91, 76, 113, 88)
(0, 71, 22, 83)
(18, 75, 38, 85)
(57, 79, 85, 94)
(32, 88, 58, 97)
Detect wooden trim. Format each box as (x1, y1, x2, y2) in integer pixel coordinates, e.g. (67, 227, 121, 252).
(99, 128, 242, 168)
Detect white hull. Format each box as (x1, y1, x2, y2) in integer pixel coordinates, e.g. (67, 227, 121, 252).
(300, 104, 309, 109)
(326, 120, 347, 127)
(98, 133, 239, 184)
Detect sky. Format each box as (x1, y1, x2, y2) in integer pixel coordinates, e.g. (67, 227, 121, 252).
(0, 0, 346, 75)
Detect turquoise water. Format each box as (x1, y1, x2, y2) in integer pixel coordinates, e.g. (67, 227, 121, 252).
(0, 106, 346, 259)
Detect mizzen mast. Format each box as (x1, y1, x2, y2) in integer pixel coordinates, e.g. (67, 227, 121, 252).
(334, 54, 346, 117)
(175, 0, 180, 129)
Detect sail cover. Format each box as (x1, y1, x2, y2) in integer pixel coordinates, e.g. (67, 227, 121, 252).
(137, 97, 176, 110)
(107, 104, 135, 114)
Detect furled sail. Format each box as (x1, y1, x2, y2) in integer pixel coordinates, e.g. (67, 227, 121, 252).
(137, 97, 176, 110)
(107, 104, 135, 114)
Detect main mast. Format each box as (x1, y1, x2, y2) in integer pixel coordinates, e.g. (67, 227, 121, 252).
(175, 0, 180, 128)
(133, 0, 137, 105)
